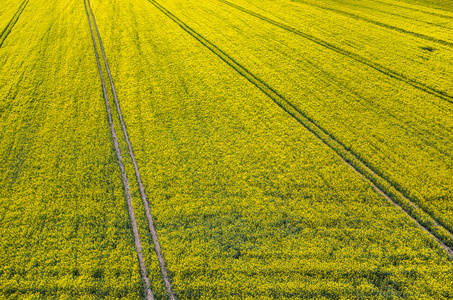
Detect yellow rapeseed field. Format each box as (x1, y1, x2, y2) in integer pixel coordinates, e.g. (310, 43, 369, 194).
(0, 0, 148, 298)
(150, 0, 453, 238)
(1, 0, 452, 298)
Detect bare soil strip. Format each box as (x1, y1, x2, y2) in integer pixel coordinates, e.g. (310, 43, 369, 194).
(85, 0, 176, 298)
(83, 0, 154, 299)
(0, 0, 30, 48)
(146, 0, 453, 256)
(216, 0, 453, 104)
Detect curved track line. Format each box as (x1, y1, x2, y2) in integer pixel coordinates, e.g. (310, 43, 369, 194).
(294, 0, 453, 46)
(216, 0, 453, 103)
(0, 0, 30, 48)
(145, 0, 453, 256)
(83, 1, 154, 299)
(85, 0, 176, 298)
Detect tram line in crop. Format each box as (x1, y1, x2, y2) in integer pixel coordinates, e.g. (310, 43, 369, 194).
(369, 0, 453, 20)
(83, 0, 154, 298)
(84, 0, 177, 298)
(291, 0, 453, 45)
(215, 0, 453, 104)
(0, 0, 30, 48)
(145, 0, 453, 257)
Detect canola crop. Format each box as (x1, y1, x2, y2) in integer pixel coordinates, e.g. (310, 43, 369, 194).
(91, 0, 453, 297)
(1, 0, 453, 298)
(0, 0, 146, 298)
(150, 0, 453, 238)
(0, 0, 25, 35)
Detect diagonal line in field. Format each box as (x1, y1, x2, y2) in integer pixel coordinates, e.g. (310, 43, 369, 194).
(293, 0, 453, 46)
(216, 0, 453, 104)
(83, 0, 155, 299)
(85, 0, 177, 298)
(146, 0, 453, 257)
(369, 0, 453, 20)
(0, 0, 30, 48)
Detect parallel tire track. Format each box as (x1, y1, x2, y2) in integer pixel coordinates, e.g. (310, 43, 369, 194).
(0, 0, 29, 48)
(83, 1, 154, 299)
(216, 0, 453, 104)
(370, 0, 453, 20)
(146, 0, 453, 256)
(295, 0, 453, 46)
(85, 0, 176, 299)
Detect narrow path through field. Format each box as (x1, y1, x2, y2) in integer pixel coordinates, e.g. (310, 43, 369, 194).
(83, 0, 154, 299)
(145, 0, 453, 257)
(0, 0, 29, 47)
(216, 0, 453, 104)
(85, 0, 176, 298)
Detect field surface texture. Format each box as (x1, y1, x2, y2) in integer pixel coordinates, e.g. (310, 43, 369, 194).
(0, 0, 452, 299)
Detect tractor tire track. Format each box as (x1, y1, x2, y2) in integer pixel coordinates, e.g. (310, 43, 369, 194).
(85, 0, 176, 299)
(0, 0, 29, 48)
(216, 0, 453, 104)
(83, 0, 154, 299)
(369, 0, 453, 20)
(145, 0, 453, 256)
(294, 0, 453, 45)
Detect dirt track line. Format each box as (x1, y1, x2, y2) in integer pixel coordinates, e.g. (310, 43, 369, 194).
(85, 0, 176, 299)
(83, 1, 154, 299)
(0, 0, 29, 48)
(216, 0, 453, 104)
(295, 0, 453, 45)
(146, 0, 453, 256)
